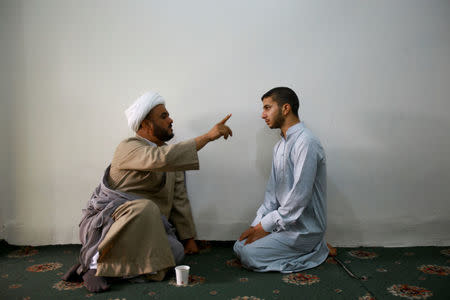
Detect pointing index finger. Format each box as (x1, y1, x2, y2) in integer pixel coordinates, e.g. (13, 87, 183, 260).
(219, 113, 232, 124)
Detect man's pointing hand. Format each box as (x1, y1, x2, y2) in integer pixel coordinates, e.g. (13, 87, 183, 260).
(207, 114, 233, 141)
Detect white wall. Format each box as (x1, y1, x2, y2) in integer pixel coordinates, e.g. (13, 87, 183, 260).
(1, 0, 449, 246)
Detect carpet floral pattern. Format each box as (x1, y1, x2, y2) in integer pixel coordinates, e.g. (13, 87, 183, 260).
(0, 241, 449, 299)
(281, 273, 320, 286)
(26, 262, 63, 272)
(387, 284, 433, 299)
(168, 274, 206, 287)
(417, 265, 450, 276)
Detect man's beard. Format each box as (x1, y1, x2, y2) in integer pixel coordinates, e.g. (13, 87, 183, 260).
(153, 122, 174, 142)
(271, 110, 284, 129)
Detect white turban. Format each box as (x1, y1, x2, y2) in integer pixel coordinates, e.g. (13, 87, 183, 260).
(125, 91, 165, 132)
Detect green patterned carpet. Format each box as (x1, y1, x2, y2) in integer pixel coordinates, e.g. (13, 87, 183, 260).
(0, 240, 449, 300)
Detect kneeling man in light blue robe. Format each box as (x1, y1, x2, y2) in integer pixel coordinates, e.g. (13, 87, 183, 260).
(234, 87, 329, 273)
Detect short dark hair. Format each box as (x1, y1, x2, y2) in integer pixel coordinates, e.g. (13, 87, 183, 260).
(261, 87, 299, 117)
(138, 112, 152, 130)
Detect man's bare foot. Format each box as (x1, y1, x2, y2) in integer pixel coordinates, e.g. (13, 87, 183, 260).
(184, 238, 199, 254)
(61, 263, 82, 282)
(82, 269, 110, 293)
(327, 243, 337, 257)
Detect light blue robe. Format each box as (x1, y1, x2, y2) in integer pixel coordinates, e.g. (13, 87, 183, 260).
(234, 122, 329, 273)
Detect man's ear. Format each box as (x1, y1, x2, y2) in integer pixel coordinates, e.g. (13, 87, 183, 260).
(147, 119, 154, 131)
(140, 119, 151, 131)
(282, 103, 291, 116)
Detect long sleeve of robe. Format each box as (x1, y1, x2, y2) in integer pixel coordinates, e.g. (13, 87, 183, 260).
(170, 171, 197, 240)
(112, 137, 199, 172)
(107, 136, 198, 239)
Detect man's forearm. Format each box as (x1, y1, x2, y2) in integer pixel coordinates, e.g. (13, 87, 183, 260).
(195, 133, 211, 151)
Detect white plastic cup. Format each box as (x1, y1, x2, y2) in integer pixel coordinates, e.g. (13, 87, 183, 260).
(175, 265, 190, 286)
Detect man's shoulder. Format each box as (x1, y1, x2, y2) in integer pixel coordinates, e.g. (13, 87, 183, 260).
(115, 136, 154, 154)
(294, 128, 324, 154)
(296, 128, 318, 143)
(119, 136, 153, 147)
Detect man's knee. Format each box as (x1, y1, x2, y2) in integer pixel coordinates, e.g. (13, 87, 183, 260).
(134, 199, 161, 216)
(240, 243, 256, 259)
(112, 199, 160, 222)
(234, 241, 262, 269)
(234, 241, 253, 260)
(131, 199, 160, 217)
(233, 240, 244, 257)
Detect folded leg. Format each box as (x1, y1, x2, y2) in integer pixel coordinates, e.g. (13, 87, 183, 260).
(96, 199, 176, 278)
(233, 232, 328, 273)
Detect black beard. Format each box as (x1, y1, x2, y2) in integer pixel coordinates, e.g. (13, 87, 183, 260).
(153, 123, 174, 142)
(271, 110, 284, 129)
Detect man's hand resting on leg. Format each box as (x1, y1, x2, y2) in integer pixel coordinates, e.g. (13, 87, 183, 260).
(239, 223, 270, 245)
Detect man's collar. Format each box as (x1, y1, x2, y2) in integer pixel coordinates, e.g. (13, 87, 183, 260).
(135, 134, 158, 147)
(281, 122, 304, 140)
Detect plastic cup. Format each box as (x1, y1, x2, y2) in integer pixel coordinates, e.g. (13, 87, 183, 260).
(175, 265, 190, 286)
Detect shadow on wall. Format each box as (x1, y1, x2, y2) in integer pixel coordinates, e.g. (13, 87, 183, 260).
(326, 179, 363, 246)
(255, 126, 280, 179)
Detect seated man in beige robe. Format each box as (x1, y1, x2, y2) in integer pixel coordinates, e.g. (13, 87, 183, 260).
(63, 91, 232, 292)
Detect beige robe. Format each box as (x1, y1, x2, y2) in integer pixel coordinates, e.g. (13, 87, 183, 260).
(96, 136, 199, 277)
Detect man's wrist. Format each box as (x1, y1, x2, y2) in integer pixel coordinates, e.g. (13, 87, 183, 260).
(195, 134, 211, 150)
(260, 215, 276, 232)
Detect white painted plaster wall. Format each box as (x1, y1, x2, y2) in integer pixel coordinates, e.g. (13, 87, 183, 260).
(1, 0, 449, 246)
